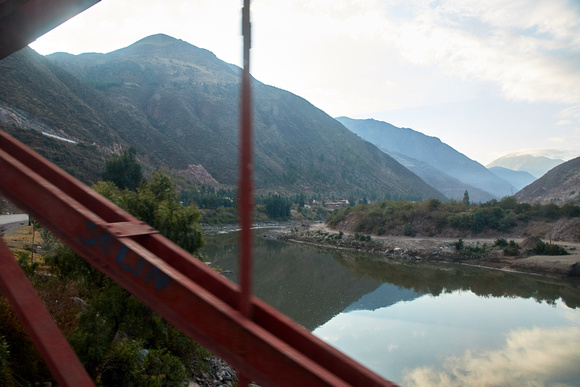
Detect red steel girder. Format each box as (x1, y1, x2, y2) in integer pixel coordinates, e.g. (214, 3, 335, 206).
(0, 238, 94, 386)
(0, 0, 100, 60)
(0, 129, 393, 385)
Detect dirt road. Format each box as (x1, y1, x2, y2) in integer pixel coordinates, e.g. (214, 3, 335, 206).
(0, 214, 29, 236)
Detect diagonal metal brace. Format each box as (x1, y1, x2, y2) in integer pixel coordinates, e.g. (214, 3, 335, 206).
(104, 222, 158, 238)
(0, 238, 94, 386)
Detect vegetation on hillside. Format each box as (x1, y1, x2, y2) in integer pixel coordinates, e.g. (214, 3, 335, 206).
(1, 125, 107, 185)
(101, 146, 143, 191)
(327, 196, 580, 237)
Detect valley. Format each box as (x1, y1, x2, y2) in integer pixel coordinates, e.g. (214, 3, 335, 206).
(2, 34, 573, 207)
(1, 2, 579, 385)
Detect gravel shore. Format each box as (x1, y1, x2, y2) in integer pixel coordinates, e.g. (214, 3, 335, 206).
(269, 221, 580, 278)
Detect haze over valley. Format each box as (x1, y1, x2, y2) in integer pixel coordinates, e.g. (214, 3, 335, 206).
(1, 33, 577, 205)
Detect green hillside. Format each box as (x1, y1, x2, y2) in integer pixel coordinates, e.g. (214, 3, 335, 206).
(1, 34, 445, 201)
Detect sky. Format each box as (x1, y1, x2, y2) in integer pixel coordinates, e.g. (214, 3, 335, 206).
(29, 0, 580, 165)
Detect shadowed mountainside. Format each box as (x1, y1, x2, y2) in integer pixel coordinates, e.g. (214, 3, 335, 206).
(515, 156, 580, 205)
(1, 34, 445, 201)
(336, 116, 516, 199)
(489, 166, 536, 192)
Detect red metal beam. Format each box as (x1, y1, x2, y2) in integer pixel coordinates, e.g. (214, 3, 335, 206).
(0, 130, 394, 385)
(0, 0, 100, 60)
(0, 238, 94, 386)
(238, 0, 253, 319)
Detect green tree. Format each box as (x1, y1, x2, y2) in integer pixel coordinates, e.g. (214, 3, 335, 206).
(263, 195, 291, 219)
(42, 172, 208, 382)
(101, 147, 143, 191)
(95, 172, 204, 254)
(462, 190, 470, 206)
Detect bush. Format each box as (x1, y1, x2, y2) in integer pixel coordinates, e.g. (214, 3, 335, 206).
(16, 251, 39, 277)
(403, 223, 415, 237)
(465, 243, 488, 258)
(494, 238, 509, 247)
(454, 239, 464, 250)
(503, 240, 520, 256)
(531, 242, 569, 256)
(0, 336, 13, 386)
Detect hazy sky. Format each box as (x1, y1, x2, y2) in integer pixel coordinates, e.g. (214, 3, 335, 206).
(29, 0, 580, 165)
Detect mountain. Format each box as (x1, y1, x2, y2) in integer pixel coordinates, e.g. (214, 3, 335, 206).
(488, 166, 536, 192)
(487, 153, 564, 178)
(343, 283, 423, 313)
(515, 156, 580, 205)
(0, 34, 445, 201)
(390, 153, 495, 203)
(336, 116, 515, 200)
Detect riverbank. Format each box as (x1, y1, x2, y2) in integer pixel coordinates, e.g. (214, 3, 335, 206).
(269, 222, 580, 278)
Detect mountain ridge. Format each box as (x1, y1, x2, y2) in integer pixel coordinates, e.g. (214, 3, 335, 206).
(488, 166, 536, 192)
(1, 35, 445, 201)
(487, 153, 565, 178)
(515, 156, 580, 205)
(336, 116, 516, 200)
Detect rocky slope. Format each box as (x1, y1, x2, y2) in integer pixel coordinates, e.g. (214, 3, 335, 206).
(515, 156, 580, 205)
(1, 35, 445, 201)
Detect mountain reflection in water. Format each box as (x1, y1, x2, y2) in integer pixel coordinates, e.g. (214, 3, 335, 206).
(203, 230, 580, 386)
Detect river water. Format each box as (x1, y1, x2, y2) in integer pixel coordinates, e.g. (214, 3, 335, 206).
(202, 230, 580, 386)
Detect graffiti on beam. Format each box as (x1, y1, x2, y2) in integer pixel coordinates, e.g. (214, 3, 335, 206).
(79, 221, 171, 290)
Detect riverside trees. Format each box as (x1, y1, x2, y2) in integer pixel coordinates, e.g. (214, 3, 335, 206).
(327, 197, 580, 237)
(50, 171, 207, 384)
(0, 157, 208, 384)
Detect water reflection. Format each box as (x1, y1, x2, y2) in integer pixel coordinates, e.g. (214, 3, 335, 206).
(203, 231, 580, 385)
(314, 291, 580, 385)
(403, 325, 580, 386)
(203, 231, 383, 330)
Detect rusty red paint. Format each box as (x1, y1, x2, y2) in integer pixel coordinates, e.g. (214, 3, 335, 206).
(0, 0, 396, 383)
(239, 0, 253, 319)
(0, 127, 393, 386)
(0, 0, 101, 60)
(0, 238, 94, 386)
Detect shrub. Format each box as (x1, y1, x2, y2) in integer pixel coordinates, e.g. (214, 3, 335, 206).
(0, 336, 13, 386)
(403, 223, 415, 237)
(531, 242, 569, 256)
(494, 238, 509, 247)
(503, 240, 520, 256)
(454, 239, 464, 250)
(465, 243, 488, 258)
(16, 251, 39, 277)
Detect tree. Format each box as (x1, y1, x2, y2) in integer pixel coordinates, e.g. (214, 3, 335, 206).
(41, 172, 207, 382)
(101, 147, 143, 191)
(462, 190, 470, 206)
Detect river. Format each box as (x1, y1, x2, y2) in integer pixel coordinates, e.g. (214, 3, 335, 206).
(202, 230, 580, 386)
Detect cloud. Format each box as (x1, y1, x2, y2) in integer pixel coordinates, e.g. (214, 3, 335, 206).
(28, 0, 580, 127)
(402, 326, 580, 387)
(385, 0, 580, 105)
(558, 104, 580, 125)
(30, 0, 242, 64)
(247, 0, 580, 117)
